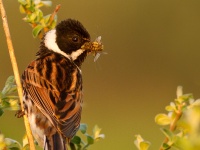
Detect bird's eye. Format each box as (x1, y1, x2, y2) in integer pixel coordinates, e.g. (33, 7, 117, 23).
(72, 36, 79, 42)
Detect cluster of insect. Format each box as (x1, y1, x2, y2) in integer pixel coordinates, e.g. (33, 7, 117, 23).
(82, 36, 107, 62)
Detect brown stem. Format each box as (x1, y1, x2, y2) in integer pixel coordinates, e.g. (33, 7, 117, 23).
(48, 4, 61, 27)
(0, 1, 35, 150)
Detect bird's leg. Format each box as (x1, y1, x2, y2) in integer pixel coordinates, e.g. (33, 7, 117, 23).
(15, 110, 25, 118)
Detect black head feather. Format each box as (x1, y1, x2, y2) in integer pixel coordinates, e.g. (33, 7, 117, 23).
(56, 19, 90, 54)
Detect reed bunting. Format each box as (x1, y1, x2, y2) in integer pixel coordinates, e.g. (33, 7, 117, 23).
(21, 19, 103, 150)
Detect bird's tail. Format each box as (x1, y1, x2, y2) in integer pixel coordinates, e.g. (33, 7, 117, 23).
(44, 132, 67, 150)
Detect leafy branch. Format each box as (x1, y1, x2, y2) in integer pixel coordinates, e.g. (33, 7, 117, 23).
(134, 86, 200, 150)
(70, 124, 105, 150)
(18, 0, 60, 38)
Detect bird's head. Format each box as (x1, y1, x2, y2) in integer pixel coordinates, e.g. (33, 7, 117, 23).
(43, 19, 103, 66)
(56, 19, 90, 55)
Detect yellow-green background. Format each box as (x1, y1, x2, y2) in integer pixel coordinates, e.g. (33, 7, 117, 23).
(1, 0, 200, 149)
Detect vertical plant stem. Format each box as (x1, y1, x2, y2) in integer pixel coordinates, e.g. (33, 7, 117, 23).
(0, 1, 35, 150)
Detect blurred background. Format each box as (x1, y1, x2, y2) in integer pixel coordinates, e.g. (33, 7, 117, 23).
(1, 0, 200, 149)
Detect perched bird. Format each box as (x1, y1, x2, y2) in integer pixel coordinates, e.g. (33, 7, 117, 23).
(21, 19, 99, 150)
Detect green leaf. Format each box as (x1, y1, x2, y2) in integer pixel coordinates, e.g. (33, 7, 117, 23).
(32, 25, 43, 38)
(2, 76, 16, 95)
(43, 14, 51, 24)
(71, 136, 81, 145)
(86, 135, 94, 145)
(34, 9, 43, 22)
(79, 124, 87, 134)
(155, 114, 171, 125)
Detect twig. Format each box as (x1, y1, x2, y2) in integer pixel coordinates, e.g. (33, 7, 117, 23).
(44, 4, 61, 33)
(39, 4, 61, 38)
(0, 1, 36, 150)
(49, 4, 61, 25)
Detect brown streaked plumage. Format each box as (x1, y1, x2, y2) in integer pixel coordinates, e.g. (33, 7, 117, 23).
(22, 19, 90, 150)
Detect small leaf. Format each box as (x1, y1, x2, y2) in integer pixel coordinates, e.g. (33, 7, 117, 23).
(79, 124, 87, 134)
(86, 135, 94, 145)
(2, 76, 16, 95)
(43, 14, 51, 24)
(32, 25, 43, 38)
(34, 9, 43, 22)
(155, 114, 171, 125)
(71, 136, 81, 145)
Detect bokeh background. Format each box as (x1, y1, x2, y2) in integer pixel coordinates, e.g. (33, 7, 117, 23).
(1, 0, 200, 149)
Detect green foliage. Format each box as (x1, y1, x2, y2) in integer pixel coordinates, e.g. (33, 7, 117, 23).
(134, 86, 200, 150)
(0, 76, 19, 116)
(70, 124, 105, 150)
(18, 0, 57, 38)
(0, 124, 104, 150)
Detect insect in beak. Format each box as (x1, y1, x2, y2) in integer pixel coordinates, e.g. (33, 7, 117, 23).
(81, 36, 106, 62)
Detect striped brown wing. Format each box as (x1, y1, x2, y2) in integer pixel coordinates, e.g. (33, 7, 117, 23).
(22, 56, 83, 138)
